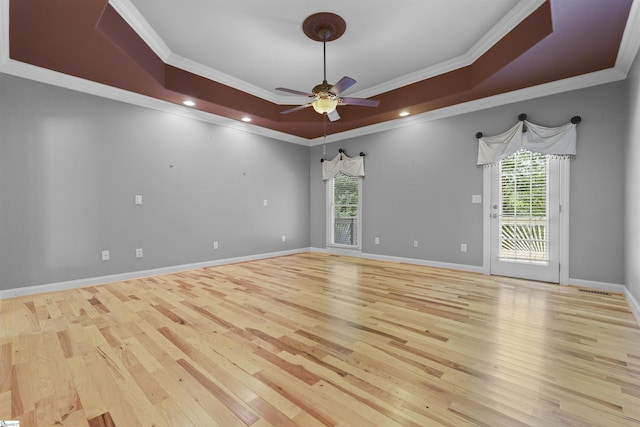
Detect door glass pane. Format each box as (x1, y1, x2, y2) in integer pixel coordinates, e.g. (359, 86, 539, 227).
(499, 150, 549, 264)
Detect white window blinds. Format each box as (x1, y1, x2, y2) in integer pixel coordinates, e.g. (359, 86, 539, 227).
(499, 150, 550, 263)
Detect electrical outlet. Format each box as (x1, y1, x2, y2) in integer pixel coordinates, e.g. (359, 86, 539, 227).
(263, 199, 268, 207)
(135, 195, 143, 205)
(461, 243, 468, 252)
(213, 241, 219, 250)
(375, 237, 380, 245)
(101, 250, 110, 261)
(136, 248, 143, 258)
(414, 240, 419, 248)
(282, 235, 286, 242)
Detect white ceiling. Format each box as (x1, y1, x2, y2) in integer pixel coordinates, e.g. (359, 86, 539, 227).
(112, 0, 543, 104)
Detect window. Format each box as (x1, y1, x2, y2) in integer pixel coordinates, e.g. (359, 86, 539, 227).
(327, 173, 361, 248)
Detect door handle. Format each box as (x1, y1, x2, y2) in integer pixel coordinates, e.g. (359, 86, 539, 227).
(492, 213, 498, 218)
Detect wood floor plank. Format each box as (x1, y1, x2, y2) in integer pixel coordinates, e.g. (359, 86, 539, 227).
(152, 369, 224, 427)
(87, 411, 116, 427)
(0, 342, 11, 394)
(1, 253, 640, 426)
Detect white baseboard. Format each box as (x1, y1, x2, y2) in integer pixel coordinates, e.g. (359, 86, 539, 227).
(624, 287, 640, 326)
(0, 248, 310, 300)
(550, 278, 639, 326)
(4, 248, 639, 327)
(312, 248, 639, 325)
(310, 247, 484, 274)
(568, 278, 627, 293)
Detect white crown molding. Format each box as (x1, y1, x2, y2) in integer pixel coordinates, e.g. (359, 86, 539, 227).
(0, 53, 627, 148)
(349, 0, 546, 99)
(108, 0, 172, 61)
(109, 0, 284, 103)
(165, 52, 282, 103)
(0, 58, 309, 146)
(309, 67, 628, 145)
(466, 0, 547, 66)
(107, 0, 284, 104)
(615, 0, 640, 74)
(1, 0, 636, 145)
(109, 0, 545, 102)
(103, 0, 310, 107)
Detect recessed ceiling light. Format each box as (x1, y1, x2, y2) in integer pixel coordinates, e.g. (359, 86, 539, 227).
(399, 111, 410, 117)
(183, 100, 196, 107)
(241, 117, 252, 122)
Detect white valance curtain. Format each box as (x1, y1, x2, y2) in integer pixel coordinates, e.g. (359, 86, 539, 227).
(477, 120, 577, 166)
(322, 151, 365, 180)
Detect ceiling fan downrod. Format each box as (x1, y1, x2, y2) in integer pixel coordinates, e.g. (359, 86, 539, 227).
(319, 27, 331, 83)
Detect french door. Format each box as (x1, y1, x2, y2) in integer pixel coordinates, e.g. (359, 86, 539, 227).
(487, 150, 568, 283)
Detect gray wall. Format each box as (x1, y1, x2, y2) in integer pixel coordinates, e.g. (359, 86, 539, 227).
(310, 82, 626, 284)
(625, 52, 640, 303)
(0, 71, 629, 290)
(0, 74, 310, 289)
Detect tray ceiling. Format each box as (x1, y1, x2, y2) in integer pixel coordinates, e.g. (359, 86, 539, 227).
(2, 0, 637, 143)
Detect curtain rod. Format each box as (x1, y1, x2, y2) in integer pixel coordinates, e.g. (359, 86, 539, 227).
(475, 113, 582, 139)
(320, 148, 365, 163)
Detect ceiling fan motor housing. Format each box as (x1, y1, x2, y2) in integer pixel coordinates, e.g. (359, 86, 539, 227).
(312, 80, 334, 97)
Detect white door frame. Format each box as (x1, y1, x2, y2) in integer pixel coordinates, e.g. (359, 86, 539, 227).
(482, 159, 570, 285)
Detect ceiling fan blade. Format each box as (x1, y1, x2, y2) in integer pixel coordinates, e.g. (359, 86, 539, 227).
(329, 76, 356, 96)
(340, 97, 381, 107)
(275, 87, 313, 97)
(327, 109, 340, 122)
(280, 103, 313, 114)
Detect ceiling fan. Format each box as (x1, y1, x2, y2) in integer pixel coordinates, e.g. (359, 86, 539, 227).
(276, 13, 380, 122)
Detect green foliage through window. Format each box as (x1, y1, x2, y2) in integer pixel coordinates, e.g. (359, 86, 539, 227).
(333, 174, 359, 218)
(500, 150, 548, 218)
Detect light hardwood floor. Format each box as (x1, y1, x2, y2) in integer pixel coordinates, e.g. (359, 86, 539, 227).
(1, 252, 639, 426)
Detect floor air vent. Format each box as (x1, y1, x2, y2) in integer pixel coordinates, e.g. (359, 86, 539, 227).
(578, 288, 611, 296)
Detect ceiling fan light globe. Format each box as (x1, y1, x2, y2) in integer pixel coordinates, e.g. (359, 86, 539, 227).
(312, 98, 338, 114)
